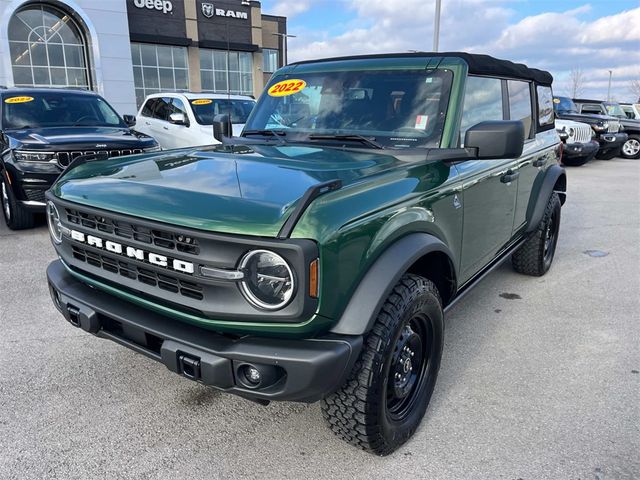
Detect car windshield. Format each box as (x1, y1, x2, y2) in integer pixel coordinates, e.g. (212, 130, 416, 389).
(2, 92, 124, 130)
(603, 102, 626, 118)
(553, 96, 579, 114)
(243, 69, 453, 149)
(190, 99, 256, 125)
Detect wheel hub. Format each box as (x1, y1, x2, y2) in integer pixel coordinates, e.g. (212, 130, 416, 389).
(391, 326, 422, 400)
(623, 138, 640, 156)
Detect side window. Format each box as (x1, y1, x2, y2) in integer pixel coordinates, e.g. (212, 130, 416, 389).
(536, 86, 554, 127)
(141, 98, 157, 117)
(581, 104, 602, 115)
(153, 97, 172, 121)
(170, 98, 187, 116)
(460, 76, 503, 143)
(507, 80, 533, 138)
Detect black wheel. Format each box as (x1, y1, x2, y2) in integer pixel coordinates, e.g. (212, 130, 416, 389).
(512, 192, 561, 276)
(321, 274, 444, 456)
(1, 173, 35, 230)
(621, 135, 640, 159)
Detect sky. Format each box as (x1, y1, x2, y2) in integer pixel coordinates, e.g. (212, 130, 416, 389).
(260, 0, 640, 102)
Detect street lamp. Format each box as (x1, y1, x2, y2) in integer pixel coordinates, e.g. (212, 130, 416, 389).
(607, 70, 613, 101)
(433, 0, 442, 52)
(272, 33, 297, 66)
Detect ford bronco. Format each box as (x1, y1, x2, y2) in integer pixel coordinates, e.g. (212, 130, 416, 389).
(45, 53, 566, 455)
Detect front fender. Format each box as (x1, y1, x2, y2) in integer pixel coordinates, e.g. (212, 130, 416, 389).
(526, 164, 566, 233)
(329, 233, 455, 336)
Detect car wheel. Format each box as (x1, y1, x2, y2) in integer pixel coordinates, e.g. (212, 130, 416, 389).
(512, 192, 561, 276)
(321, 274, 444, 456)
(621, 135, 640, 159)
(1, 174, 35, 230)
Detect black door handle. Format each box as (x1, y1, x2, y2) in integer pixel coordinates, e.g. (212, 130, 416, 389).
(501, 171, 519, 183)
(532, 158, 546, 167)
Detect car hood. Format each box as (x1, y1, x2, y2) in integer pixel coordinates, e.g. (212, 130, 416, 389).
(52, 144, 408, 237)
(555, 112, 617, 125)
(6, 126, 156, 151)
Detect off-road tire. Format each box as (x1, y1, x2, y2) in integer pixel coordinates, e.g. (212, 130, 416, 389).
(512, 192, 561, 276)
(1, 174, 35, 230)
(321, 274, 444, 456)
(621, 134, 640, 159)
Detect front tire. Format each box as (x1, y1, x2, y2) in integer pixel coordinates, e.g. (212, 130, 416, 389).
(321, 274, 444, 456)
(512, 192, 561, 276)
(1, 174, 35, 230)
(621, 135, 640, 159)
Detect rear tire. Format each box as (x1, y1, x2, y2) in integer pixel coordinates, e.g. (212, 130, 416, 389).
(1, 174, 35, 230)
(512, 192, 561, 276)
(321, 274, 444, 456)
(621, 135, 640, 159)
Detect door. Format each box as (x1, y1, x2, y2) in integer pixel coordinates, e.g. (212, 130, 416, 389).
(456, 76, 518, 284)
(136, 97, 158, 139)
(163, 97, 193, 149)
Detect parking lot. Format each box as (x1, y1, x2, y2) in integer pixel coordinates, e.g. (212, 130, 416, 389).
(0, 157, 638, 479)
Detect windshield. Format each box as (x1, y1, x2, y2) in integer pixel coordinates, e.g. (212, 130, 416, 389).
(603, 102, 626, 118)
(244, 69, 453, 149)
(553, 96, 579, 114)
(190, 99, 256, 125)
(2, 93, 124, 130)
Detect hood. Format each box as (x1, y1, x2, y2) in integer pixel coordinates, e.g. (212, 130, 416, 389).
(6, 126, 157, 151)
(555, 112, 616, 125)
(555, 119, 591, 129)
(52, 144, 407, 237)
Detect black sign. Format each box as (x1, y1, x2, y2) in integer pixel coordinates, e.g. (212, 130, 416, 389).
(196, 0, 254, 48)
(127, 0, 188, 44)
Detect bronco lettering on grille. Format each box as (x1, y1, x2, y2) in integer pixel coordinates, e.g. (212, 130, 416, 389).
(68, 230, 195, 274)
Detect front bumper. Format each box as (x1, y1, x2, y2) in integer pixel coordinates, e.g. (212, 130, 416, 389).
(563, 140, 599, 160)
(3, 160, 60, 211)
(596, 132, 628, 151)
(47, 260, 361, 403)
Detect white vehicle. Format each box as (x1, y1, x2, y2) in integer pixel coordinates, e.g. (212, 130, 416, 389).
(135, 93, 256, 149)
(621, 103, 640, 120)
(556, 119, 599, 166)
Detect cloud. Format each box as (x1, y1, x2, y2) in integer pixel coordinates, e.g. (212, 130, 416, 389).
(270, 0, 312, 18)
(284, 2, 640, 100)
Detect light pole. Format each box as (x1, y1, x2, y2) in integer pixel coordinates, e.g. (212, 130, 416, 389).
(272, 33, 297, 66)
(433, 0, 442, 52)
(607, 70, 613, 101)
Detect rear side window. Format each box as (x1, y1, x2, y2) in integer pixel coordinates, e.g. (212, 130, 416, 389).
(460, 76, 503, 143)
(507, 80, 532, 138)
(536, 86, 554, 127)
(141, 98, 157, 117)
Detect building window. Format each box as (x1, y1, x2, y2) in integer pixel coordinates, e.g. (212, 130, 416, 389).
(8, 4, 90, 89)
(263, 49, 279, 73)
(200, 50, 253, 96)
(131, 43, 189, 107)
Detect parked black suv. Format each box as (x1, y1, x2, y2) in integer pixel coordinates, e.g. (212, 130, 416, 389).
(1, 88, 160, 230)
(553, 96, 627, 160)
(573, 98, 640, 159)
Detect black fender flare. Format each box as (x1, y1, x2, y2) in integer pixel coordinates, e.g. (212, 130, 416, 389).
(329, 233, 456, 336)
(526, 164, 566, 233)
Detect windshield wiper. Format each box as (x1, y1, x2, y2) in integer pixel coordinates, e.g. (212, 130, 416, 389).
(307, 134, 384, 149)
(242, 129, 287, 145)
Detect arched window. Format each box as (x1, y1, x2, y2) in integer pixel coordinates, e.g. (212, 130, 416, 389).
(9, 3, 91, 89)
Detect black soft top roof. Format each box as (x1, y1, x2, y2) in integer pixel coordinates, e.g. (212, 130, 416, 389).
(290, 51, 554, 86)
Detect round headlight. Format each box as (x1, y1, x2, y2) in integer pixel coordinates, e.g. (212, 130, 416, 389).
(568, 127, 575, 137)
(239, 250, 295, 310)
(47, 201, 62, 244)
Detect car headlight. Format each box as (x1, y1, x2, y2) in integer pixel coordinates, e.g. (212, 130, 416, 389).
(592, 122, 608, 132)
(47, 201, 63, 244)
(239, 250, 295, 310)
(568, 127, 575, 137)
(14, 150, 56, 163)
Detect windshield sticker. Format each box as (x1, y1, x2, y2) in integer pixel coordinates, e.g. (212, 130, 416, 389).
(553, 98, 561, 104)
(415, 115, 429, 129)
(5, 96, 34, 104)
(192, 99, 213, 105)
(268, 79, 307, 97)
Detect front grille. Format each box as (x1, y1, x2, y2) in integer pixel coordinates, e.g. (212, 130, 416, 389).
(24, 188, 46, 203)
(607, 121, 620, 134)
(65, 207, 200, 255)
(575, 126, 592, 143)
(71, 245, 204, 301)
(56, 149, 143, 168)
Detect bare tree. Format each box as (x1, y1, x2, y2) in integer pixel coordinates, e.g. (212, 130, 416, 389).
(567, 68, 586, 98)
(630, 77, 640, 102)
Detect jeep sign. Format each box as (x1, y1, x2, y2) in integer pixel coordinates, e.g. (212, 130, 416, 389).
(133, 0, 173, 14)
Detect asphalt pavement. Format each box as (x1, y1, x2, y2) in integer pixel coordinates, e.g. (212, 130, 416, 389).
(0, 157, 638, 480)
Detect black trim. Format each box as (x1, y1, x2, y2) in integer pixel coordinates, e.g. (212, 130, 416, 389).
(277, 180, 343, 239)
(47, 260, 362, 403)
(289, 52, 553, 85)
(526, 165, 566, 233)
(197, 40, 259, 52)
(129, 34, 192, 47)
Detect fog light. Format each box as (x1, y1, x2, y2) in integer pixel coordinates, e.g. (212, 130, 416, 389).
(245, 366, 261, 385)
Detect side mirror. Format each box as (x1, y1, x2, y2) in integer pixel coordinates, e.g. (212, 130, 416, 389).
(123, 115, 136, 127)
(213, 114, 231, 142)
(169, 112, 188, 126)
(464, 121, 525, 159)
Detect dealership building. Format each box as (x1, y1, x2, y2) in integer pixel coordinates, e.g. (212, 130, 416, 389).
(0, 0, 287, 114)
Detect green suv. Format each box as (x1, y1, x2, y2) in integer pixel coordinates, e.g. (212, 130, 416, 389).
(45, 53, 566, 455)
